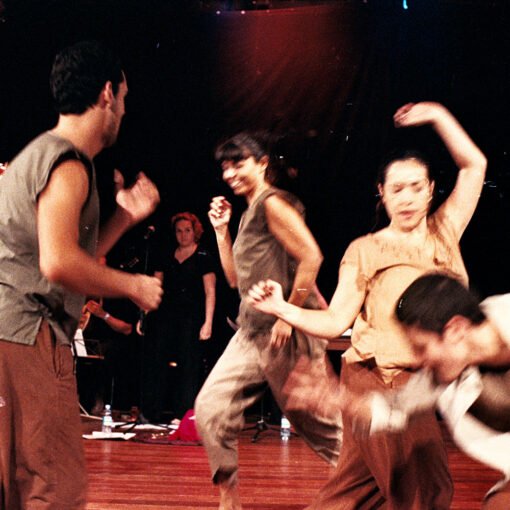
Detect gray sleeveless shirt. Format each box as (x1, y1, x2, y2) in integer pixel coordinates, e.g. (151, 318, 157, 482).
(233, 187, 319, 335)
(0, 132, 99, 345)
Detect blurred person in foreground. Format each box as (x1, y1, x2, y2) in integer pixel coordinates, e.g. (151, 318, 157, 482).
(0, 40, 162, 509)
(276, 273, 510, 509)
(385, 273, 510, 510)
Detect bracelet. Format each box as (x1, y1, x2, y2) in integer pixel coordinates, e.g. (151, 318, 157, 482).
(103, 313, 110, 321)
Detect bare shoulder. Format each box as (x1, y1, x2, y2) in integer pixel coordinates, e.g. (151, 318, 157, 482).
(263, 190, 302, 218)
(38, 159, 90, 210)
(264, 190, 296, 207)
(45, 159, 90, 192)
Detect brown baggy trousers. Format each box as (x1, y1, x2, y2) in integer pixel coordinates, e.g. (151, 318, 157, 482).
(0, 321, 87, 510)
(194, 327, 343, 486)
(307, 359, 453, 510)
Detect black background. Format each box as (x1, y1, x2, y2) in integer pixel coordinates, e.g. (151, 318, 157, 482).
(1, 0, 510, 300)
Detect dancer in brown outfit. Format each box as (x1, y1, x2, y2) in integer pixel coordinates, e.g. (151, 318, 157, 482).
(249, 102, 486, 509)
(0, 41, 162, 510)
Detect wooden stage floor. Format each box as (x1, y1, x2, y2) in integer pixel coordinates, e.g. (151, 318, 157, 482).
(83, 418, 501, 510)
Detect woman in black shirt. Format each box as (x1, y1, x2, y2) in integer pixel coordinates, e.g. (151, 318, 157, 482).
(143, 212, 216, 422)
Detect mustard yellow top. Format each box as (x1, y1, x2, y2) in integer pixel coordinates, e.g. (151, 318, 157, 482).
(342, 211, 468, 382)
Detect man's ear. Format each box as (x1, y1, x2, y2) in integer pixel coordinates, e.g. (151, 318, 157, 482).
(443, 315, 470, 345)
(99, 81, 114, 108)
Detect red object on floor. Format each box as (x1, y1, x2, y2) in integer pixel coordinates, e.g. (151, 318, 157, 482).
(169, 409, 201, 443)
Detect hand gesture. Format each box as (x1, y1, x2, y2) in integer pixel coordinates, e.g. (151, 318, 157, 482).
(270, 318, 292, 348)
(131, 274, 163, 312)
(114, 170, 160, 226)
(208, 196, 232, 232)
(84, 299, 104, 317)
(199, 323, 212, 341)
(247, 279, 285, 316)
(393, 101, 445, 129)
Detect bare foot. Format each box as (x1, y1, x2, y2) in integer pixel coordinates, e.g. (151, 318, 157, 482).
(218, 483, 242, 510)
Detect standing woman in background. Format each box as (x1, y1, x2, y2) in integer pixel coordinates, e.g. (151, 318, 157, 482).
(143, 212, 216, 422)
(249, 102, 487, 509)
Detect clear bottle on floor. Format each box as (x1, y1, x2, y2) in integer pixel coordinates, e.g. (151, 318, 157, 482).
(280, 414, 291, 441)
(101, 404, 113, 434)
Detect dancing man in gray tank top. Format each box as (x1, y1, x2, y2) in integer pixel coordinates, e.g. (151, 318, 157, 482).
(0, 41, 162, 509)
(195, 132, 342, 510)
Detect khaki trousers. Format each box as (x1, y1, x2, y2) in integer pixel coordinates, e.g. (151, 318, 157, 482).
(307, 359, 453, 510)
(0, 321, 87, 510)
(194, 327, 343, 485)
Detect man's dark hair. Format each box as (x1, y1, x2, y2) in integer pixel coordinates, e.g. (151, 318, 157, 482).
(50, 40, 123, 115)
(395, 273, 486, 333)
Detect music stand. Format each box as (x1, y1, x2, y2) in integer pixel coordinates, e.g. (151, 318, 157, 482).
(74, 330, 105, 420)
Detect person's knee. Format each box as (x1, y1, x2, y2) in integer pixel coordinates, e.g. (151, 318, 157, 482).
(194, 386, 233, 436)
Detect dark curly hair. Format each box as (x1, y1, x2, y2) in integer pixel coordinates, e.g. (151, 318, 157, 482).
(395, 273, 486, 333)
(50, 40, 123, 115)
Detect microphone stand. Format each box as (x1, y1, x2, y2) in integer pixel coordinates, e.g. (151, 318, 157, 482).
(243, 387, 285, 443)
(114, 226, 170, 433)
(137, 226, 154, 336)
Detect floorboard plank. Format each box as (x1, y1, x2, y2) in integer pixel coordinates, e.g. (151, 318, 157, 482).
(84, 420, 500, 509)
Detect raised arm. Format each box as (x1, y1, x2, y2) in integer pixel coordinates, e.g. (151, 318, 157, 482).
(248, 247, 365, 340)
(208, 196, 237, 288)
(37, 161, 162, 312)
(394, 102, 487, 239)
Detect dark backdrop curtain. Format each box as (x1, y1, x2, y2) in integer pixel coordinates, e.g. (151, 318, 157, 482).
(1, 1, 509, 297)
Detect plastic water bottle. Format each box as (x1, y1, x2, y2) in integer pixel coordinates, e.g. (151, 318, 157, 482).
(280, 414, 291, 441)
(101, 404, 113, 434)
